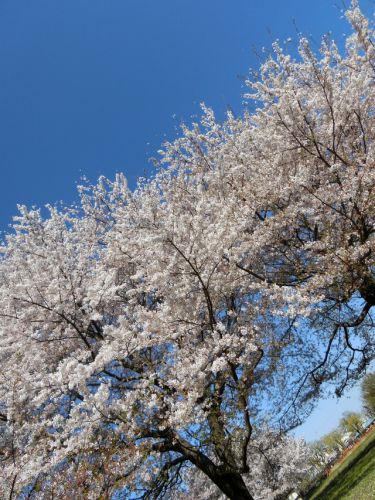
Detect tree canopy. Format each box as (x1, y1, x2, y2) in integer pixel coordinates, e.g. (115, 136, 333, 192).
(361, 371, 375, 417)
(0, 2, 374, 499)
(340, 412, 364, 435)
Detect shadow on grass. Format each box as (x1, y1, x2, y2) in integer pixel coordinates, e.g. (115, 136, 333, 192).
(307, 437, 375, 499)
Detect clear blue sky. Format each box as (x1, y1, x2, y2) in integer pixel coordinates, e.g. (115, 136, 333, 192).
(0, 0, 373, 440)
(294, 385, 363, 442)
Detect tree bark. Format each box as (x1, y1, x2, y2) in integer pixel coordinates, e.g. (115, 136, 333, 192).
(176, 440, 254, 500)
(156, 432, 254, 500)
(212, 472, 254, 500)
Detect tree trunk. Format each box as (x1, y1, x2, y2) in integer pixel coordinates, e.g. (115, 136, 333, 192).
(213, 472, 254, 500)
(171, 436, 254, 500)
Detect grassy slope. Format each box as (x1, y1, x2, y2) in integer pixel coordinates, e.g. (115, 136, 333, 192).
(308, 428, 375, 499)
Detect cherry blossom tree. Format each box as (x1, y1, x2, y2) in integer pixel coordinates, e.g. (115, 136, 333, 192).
(0, 2, 373, 499)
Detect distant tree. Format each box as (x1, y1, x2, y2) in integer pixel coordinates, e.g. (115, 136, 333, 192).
(361, 372, 375, 417)
(322, 431, 345, 454)
(340, 412, 364, 435)
(0, 2, 373, 499)
(309, 440, 329, 472)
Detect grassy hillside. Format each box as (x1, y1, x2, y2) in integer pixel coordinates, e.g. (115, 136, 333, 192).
(308, 428, 375, 499)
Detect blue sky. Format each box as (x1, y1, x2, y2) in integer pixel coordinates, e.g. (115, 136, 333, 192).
(0, 0, 373, 440)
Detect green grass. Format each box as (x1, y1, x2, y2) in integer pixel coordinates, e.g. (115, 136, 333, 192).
(308, 428, 375, 500)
